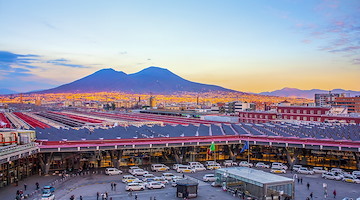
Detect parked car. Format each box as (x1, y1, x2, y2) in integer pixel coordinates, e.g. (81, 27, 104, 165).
(255, 162, 270, 168)
(151, 164, 169, 172)
(271, 162, 288, 170)
(177, 165, 195, 173)
(105, 168, 123, 175)
(206, 163, 221, 170)
(238, 161, 253, 168)
(322, 172, 342, 181)
(122, 175, 139, 183)
(125, 182, 145, 191)
(342, 174, 360, 184)
(129, 166, 140, 174)
(298, 167, 314, 175)
(146, 181, 165, 189)
(128, 179, 146, 187)
(173, 164, 181, 170)
(205, 161, 217, 166)
(41, 193, 55, 200)
(130, 168, 149, 176)
(223, 160, 238, 167)
(292, 165, 302, 172)
(171, 176, 184, 187)
(153, 177, 169, 184)
(203, 174, 216, 182)
(352, 171, 360, 179)
(313, 167, 327, 174)
(189, 162, 204, 167)
(270, 167, 286, 174)
(330, 168, 344, 174)
(162, 173, 175, 181)
(192, 165, 207, 171)
(142, 174, 156, 182)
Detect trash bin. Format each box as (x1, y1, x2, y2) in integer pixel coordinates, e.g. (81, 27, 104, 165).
(176, 179, 199, 198)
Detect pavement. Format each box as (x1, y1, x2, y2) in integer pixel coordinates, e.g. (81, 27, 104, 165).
(0, 168, 359, 200)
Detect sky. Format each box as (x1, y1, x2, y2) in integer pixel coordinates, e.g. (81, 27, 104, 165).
(0, 0, 359, 93)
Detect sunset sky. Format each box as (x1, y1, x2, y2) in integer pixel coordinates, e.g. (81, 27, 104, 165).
(0, 0, 359, 93)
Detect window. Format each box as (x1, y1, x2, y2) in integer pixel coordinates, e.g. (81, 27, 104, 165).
(317, 117, 321, 121)
(290, 116, 293, 120)
(303, 117, 307, 121)
(317, 110, 321, 114)
(297, 116, 300, 120)
(297, 110, 300, 114)
(310, 110, 314, 114)
(310, 117, 314, 121)
(290, 109, 294, 113)
(303, 110, 307, 114)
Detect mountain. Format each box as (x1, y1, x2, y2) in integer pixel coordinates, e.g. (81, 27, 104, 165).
(259, 87, 360, 99)
(37, 67, 241, 94)
(0, 88, 18, 95)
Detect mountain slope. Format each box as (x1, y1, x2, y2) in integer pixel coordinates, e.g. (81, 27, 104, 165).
(0, 88, 18, 95)
(259, 87, 360, 99)
(38, 67, 240, 94)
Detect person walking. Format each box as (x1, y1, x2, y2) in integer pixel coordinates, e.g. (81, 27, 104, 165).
(300, 177, 303, 184)
(306, 182, 310, 190)
(271, 193, 274, 200)
(24, 183, 27, 191)
(97, 192, 100, 200)
(135, 194, 138, 200)
(113, 182, 117, 191)
(310, 192, 313, 199)
(111, 182, 113, 191)
(35, 182, 39, 190)
(80, 196, 83, 200)
(333, 190, 336, 198)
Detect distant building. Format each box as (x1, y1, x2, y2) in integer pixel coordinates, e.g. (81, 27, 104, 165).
(211, 103, 225, 113)
(149, 96, 156, 108)
(334, 96, 360, 113)
(315, 92, 349, 107)
(225, 101, 255, 113)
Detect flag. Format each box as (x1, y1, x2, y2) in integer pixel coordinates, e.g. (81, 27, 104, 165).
(208, 142, 216, 154)
(240, 141, 249, 153)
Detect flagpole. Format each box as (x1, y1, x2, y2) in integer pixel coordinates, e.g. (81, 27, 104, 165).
(247, 140, 250, 164)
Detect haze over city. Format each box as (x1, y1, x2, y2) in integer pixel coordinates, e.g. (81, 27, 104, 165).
(1, 0, 359, 93)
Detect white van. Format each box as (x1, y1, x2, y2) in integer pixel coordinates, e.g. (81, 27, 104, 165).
(271, 162, 288, 170)
(177, 165, 195, 173)
(105, 168, 123, 175)
(352, 171, 360, 179)
(192, 165, 206, 171)
(151, 164, 169, 172)
(189, 162, 204, 167)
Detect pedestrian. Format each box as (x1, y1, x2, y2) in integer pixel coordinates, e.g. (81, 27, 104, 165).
(135, 194, 138, 200)
(15, 178, 19, 186)
(24, 183, 27, 191)
(70, 195, 75, 200)
(105, 192, 108, 200)
(80, 196, 83, 200)
(297, 178, 300, 184)
(306, 182, 310, 190)
(310, 192, 313, 199)
(97, 192, 100, 200)
(111, 182, 113, 191)
(36, 182, 39, 190)
(271, 193, 274, 200)
(154, 197, 156, 200)
(182, 173, 185, 178)
(333, 189, 336, 198)
(306, 197, 310, 200)
(113, 182, 117, 191)
(300, 177, 303, 184)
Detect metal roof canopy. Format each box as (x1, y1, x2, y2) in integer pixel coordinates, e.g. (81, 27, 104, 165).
(216, 167, 293, 186)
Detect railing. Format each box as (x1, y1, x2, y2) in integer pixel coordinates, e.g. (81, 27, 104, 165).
(0, 142, 38, 157)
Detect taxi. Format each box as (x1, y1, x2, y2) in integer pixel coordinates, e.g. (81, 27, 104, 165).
(270, 167, 286, 174)
(122, 175, 139, 183)
(342, 174, 360, 184)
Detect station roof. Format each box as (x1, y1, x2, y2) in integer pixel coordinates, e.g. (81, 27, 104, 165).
(216, 167, 293, 186)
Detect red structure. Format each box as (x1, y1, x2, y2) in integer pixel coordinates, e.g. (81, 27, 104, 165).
(334, 96, 360, 113)
(0, 113, 12, 128)
(239, 106, 360, 124)
(13, 112, 51, 129)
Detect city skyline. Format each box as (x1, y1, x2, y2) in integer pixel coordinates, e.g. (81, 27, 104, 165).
(1, 0, 359, 93)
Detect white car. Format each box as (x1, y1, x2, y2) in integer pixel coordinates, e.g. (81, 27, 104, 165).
(125, 182, 145, 191)
(142, 174, 156, 182)
(342, 174, 360, 184)
(298, 167, 314, 175)
(153, 177, 169, 184)
(352, 171, 360, 179)
(206, 164, 221, 170)
(322, 172, 342, 180)
(177, 165, 195, 173)
(122, 175, 139, 183)
(203, 174, 216, 182)
(173, 164, 181, 170)
(192, 165, 207, 171)
(41, 193, 55, 200)
(255, 162, 270, 168)
(330, 168, 344, 174)
(146, 181, 165, 189)
(171, 176, 184, 187)
(292, 165, 302, 172)
(313, 167, 327, 174)
(105, 168, 123, 175)
(238, 161, 253, 168)
(205, 161, 217, 166)
(270, 167, 286, 174)
(162, 173, 175, 181)
(189, 162, 204, 167)
(131, 168, 149, 176)
(129, 166, 140, 174)
(151, 164, 169, 172)
(128, 179, 147, 187)
(223, 160, 238, 167)
(271, 162, 288, 170)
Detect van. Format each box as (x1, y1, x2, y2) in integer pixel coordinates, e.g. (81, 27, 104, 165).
(271, 162, 288, 170)
(352, 171, 360, 179)
(192, 165, 206, 171)
(105, 168, 123, 175)
(189, 162, 203, 167)
(177, 165, 195, 173)
(151, 164, 169, 172)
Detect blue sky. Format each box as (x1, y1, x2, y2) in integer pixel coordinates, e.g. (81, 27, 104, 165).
(0, 0, 359, 93)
